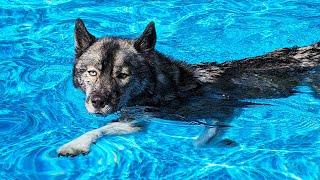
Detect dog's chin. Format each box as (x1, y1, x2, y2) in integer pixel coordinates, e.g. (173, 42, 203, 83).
(85, 103, 115, 116)
(91, 109, 114, 116)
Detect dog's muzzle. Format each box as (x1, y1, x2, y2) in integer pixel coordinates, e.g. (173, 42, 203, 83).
(91, 94, 106, 109)
(85, 93, 113, 115)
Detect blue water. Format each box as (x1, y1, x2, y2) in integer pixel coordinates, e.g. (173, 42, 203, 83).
(1, 0, 320, 179)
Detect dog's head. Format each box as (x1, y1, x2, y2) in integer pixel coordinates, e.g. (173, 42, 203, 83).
(73, 19, 156, 115)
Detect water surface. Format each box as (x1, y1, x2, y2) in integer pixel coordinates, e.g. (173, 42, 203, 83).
(0, 0, 320, 179)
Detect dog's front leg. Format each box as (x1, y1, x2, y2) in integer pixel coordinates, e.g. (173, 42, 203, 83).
(57, 121, 141, 157)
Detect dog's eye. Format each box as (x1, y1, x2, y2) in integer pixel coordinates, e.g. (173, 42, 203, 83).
(79, 69, 86, 73)
(88, 70, 97, 76)
(117, 73, 129, 79)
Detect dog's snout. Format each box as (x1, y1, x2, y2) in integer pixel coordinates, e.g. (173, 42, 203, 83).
(91, 95, 106, 109)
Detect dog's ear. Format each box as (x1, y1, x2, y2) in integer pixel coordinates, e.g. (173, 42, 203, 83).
(134, 22, 156, 52)
(74, 18, 96, 55)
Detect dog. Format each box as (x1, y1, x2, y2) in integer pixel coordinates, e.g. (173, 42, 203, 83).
(57, 18, 320, 157)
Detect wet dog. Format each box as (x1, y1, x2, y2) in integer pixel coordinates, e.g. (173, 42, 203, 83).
(58, 19, 320, 157)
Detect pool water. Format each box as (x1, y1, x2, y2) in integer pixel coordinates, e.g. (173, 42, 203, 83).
(1, 0, 320, 179)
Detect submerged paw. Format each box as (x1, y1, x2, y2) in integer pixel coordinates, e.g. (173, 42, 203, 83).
(219, 138, 238, 147)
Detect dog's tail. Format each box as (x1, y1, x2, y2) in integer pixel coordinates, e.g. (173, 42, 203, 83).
(272, 43, 320, 97)
(288, 42, 320, 68)
(292, 42, 320, 97)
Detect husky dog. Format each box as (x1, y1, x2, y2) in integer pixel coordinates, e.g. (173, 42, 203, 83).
(58, 18, 320, 157)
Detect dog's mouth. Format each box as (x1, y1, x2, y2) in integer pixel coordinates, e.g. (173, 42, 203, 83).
(85, 98, 116, 115)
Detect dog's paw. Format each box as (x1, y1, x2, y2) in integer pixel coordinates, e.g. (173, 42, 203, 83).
(219, 138, 238, 147)
(57, 136, 92, 157)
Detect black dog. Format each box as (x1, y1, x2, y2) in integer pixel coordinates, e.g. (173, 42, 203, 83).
(58, 19, 320, 157)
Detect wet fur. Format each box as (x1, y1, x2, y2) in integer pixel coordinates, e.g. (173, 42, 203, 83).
(58, 19, 320, 157)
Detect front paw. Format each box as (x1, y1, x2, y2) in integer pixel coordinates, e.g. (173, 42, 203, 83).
(57, 137, 91, 157)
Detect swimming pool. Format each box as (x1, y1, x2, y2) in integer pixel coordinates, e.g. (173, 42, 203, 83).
(1, 0, 320, 179)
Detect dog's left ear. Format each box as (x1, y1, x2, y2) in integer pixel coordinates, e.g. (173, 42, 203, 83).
(134, 22, 156, 52)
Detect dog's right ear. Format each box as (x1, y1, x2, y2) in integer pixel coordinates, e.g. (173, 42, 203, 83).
(74, 18, 96, 55)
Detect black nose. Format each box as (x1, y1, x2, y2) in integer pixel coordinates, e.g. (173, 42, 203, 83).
(91, 95, 106, 109)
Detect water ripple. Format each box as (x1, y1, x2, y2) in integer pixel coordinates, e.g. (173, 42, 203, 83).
(1, 0, 320, 179)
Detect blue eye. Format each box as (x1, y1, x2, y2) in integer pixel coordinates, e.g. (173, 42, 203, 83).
(88, 70, 97, 76)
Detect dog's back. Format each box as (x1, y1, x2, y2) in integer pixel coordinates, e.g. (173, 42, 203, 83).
(193, 42, 320, 99)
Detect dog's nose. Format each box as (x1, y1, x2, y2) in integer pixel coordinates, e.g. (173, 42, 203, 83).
(91, 95, 106, 109)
